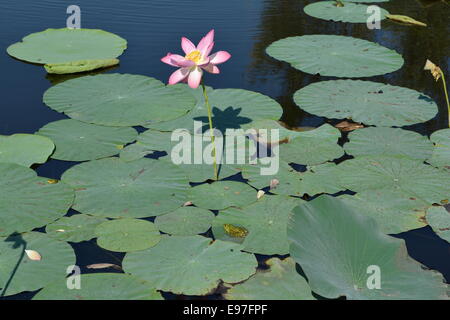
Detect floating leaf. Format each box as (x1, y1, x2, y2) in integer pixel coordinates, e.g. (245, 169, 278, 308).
(335, 120, 364, 132)
(0, 232, 76, 296)
(266, 35, 403, 77)
(33, 274, 162, 300)
(7, 28, 126, 73)
(277, 124, 344, 165)
(154, 207, 215, 236)
(224, 258, 315, 300)
(304, 2, 388, 23)
(123, 235, 258, 295)
(61, 157, 190, 218)
(148, 86, 282, 132)
(44, 58, 120, 74)
(0, 134, 54, 167)
(339, 189, 429, 234)
(45, 214, 107, 243)
(386, 14, 427, 27)
(25, 249, 42, 261)
(242, 161, 344, 197)
(43, 74, 196, 127)
(294, 80, 438, 126)
(426, 206, 450, 243)
(95, 218, 161, 252)
(337, 156, 450, 205)
(0, 163, 74, 236)
(86, 263, 122, 270)
(189, 181, 257, 210)
(288, 196, 448, 299)
(427, 129, 450, 169)
(344, 127, 433, 161)
(212, 195, 303, 255)
(37, 119, 137, 161)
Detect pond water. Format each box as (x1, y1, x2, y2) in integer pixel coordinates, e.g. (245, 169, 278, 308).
(0, 0, 449, 299)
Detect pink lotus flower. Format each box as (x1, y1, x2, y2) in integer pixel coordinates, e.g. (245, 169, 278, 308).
(161, 29, 231, 89)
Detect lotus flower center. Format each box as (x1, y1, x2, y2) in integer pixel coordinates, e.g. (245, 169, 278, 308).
(185, 50, 202, 64)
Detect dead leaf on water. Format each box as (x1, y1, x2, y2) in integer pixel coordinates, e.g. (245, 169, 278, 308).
(25, 249, 42, 261)
(86, 263, 122, 270)
(257, 190, 265, 199)
(335, 120, 364, 132)
(386, 14, 427, 27)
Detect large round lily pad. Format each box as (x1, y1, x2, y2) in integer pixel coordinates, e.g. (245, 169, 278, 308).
(0, 232, 76, 297)
(212, 195, 303, 255)
(46, 214, 107, 243)
(7, 28, 126, 64)
(33, 273, 162, 300)
(277, 124, 344, 165)
(337, 156, 450, 205)
(61, 157, 190, 218)
(304, 2, 388, 23)
(123, 235, 258, 295)
(426, 206, 450, 243)
(344, 127, 433, 160)
(37, 119, 137, 161)
(427, 129, 450, 169)
(148, 86, 282, 133)
(242, 161, 345, 197)
(0, 163, 74, 236)
(95, 218, 161, 252)
(224, 258, 315, 300)
(43, 74, 196, 126)
(0, 134, 54, 167)
(294, 80, 438, 126)
(288, 196, 448, 299)
(189, 181, 257, 210)
(266, 35, 403, 77)
(339, 189, 429, 234)
(154, 207, 215, 236)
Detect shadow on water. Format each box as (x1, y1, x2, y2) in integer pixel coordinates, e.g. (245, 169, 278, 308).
(0, 233, 26, 297)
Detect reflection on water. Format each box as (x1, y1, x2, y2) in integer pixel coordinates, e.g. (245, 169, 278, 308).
(0, 0, 449, 296)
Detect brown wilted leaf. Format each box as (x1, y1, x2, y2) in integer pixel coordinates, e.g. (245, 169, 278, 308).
(86, 263, 122, 270)
(424, 59, 443, 81)
(335, 120, 364, 132)
(25, 249, 42, 261)
(386, 14, 427, 27)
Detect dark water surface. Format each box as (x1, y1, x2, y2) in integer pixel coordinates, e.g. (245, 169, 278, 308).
(1, 0, 449, 299)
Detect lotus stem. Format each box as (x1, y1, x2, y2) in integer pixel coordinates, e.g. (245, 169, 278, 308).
(440, 71, 450, 127)
(201, 81, 218, 180)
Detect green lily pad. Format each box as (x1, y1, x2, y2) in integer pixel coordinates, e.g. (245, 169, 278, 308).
(426, 206, 450, 243)
(0, 163, 74, 236)
(37, 119, 137, 161)
(46, 214, 107, 243)
(243, 161, 344, 197)
(294, 80, 438, 126)
(344, 127, 433, 160)
(428, 129, 450, 169)
(337, 156, 450, 205)
(266, 35, 403, 77)
(277, 124, 344, 165)
(339, 189, 429, 234)
(154, 207, 215, 236)
(123, 235, 258, 295)
(212, 195, 303, 255)
(44, 58, 119, 74)
(61, 157, 190, 218)
(304, 2, 388, 23)
(288, 196, 448, 299)
(224, 258, 315, 300)
(43, 74, 196, 127)
(120, 130, 174, 161)
(0, 232, 76, 297)
(148, 87, 282, 133)
(0, 134, 54, 167)
(95, 218, 161, 252)
(7, 28, 126, 73)
(189, 181, 257, 210)
(33, 273, 162, 300)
